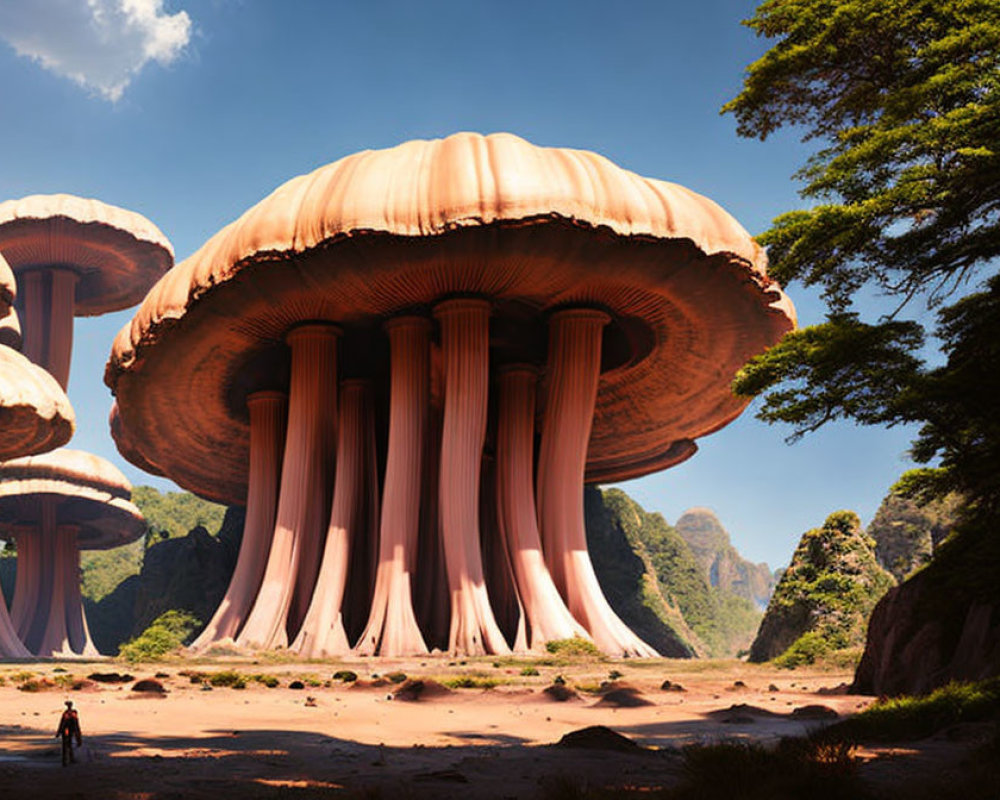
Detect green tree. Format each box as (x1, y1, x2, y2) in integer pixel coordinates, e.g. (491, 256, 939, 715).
(723, 0, 1000, 516)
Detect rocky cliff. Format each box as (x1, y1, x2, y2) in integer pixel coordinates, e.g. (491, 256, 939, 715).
(853, 515, 1000, 695)
(86, 507, 245, 653)
(750, 510, 896, 664)
(867, 492, 959, 582)
(675, 507, 775, 610)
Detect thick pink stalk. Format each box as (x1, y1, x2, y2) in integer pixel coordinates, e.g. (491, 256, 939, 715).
(237, 324, 338, 649)
(434, 298, 509, 656)
(62, 527, 98, 656)
(191, 391, 287, 649)
(294, 380, 375, 657)
(20, 268, 77, 389)
(11, 529, 40, 638)
(356, 317, 430, 656)
(496, 365, 589, 650)
(536, 308, 657, 657)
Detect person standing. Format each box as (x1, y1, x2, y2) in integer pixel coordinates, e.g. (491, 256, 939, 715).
(55, 700, 82, 766)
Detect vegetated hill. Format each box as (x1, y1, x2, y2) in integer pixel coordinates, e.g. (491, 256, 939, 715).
(867, 490, 960, 582)
(749, 510, 896, 666)
(79, 486, 228, 604)
(585, 486, 704, 657)
(674, 507, 775, 610)
(592, 489, 761, 657)
(85, 507, 244, 654)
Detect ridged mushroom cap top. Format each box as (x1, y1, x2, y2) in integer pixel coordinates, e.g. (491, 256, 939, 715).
(0, 193, 173, 315)
(107, 132, 795, 504)
(0, 448, 143, 549)
(0, 345, 74, 460)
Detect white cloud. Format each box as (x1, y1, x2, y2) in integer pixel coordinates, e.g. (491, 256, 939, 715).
(0, 0, 192, 101)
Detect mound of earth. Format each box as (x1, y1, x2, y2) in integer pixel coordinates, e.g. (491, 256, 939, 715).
(592, 684, 653, 708)
(392, 679, 452, 702)
(556, 725, 642, 752)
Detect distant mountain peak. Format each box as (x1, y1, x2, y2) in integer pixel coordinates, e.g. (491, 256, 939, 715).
(675, 507, 774, 611)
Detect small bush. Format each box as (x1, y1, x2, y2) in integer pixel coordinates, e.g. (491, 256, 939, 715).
(208, 670, 246, 689)
(18, 678, 54, 692)
(118, 610, 201, 663)
(441, 676, 502, 690)
(333, 670, 358, 682)
(773, 631, 831, 668)
(386, 671, 407, 684)
(608, 670, 624, 681)
(251, 674, 280, 688)
(520, 667, 540, 676)
(545, 637, 602, 658)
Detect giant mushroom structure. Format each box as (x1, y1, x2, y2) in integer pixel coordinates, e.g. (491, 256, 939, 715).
(0, 449, 144, 657)
(0, 194, 173, 388)
(107, 132, 795, 657)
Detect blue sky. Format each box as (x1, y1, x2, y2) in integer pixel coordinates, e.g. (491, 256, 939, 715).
(0, 0, 921, 568)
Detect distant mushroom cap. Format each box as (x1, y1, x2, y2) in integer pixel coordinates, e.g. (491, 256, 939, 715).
(106, 132, 795, 505)
(0, 448, 143, 550)
(0, 346, 74, 460)
(0, 194, 173, 316)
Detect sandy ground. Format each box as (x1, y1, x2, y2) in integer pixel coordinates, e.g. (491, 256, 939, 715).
(0, 656, 956, 799)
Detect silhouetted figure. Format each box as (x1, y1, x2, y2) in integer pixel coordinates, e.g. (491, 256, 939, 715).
(55, 700, 82, 766)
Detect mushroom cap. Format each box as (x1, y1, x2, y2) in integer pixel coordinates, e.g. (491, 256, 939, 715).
(0, 448, 144, 550)
(0, 194, 173, 316)
(106, 132, 795, 505)
(109, 399, 165, 478)
(0, 345, 74, 460)
(0, 251, 14, 314)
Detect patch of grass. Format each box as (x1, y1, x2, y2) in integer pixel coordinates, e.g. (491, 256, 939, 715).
(385, 671, 407, 684)
(573, 682, 603, 694)
(441, 675, 504, 690)
(825, 678, 1000, 743)
(545, 637, 603, 658)
(250, 673, 280, 688)
(9, 670, 34, 683)
(207, 670, 246, 689)
(520, 667, 540, 676)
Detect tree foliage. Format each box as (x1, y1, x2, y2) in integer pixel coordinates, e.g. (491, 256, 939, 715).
(725, 0, 1000, 514)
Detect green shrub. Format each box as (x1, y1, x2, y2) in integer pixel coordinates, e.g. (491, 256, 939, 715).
(520, 667, 540, 676)
(773, 631, 831, 668)
(545, 637, 602, 658)
(118, 610, 201, 663)
(208, 670, 246, 689)
(441, 676, 502, 690)
(251, 674, 280, 688)
(332, 670, 357, 682)
(385, 671, 407, 684)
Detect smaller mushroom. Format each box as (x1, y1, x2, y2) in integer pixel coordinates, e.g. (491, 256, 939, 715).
(0, 449, 144, 657)
(0, 193, 172, 388)
(0, 342, 75, 657)
(0, 346, 75, 461)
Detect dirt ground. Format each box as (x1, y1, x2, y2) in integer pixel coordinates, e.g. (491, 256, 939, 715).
(0, 655, 975, 799)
